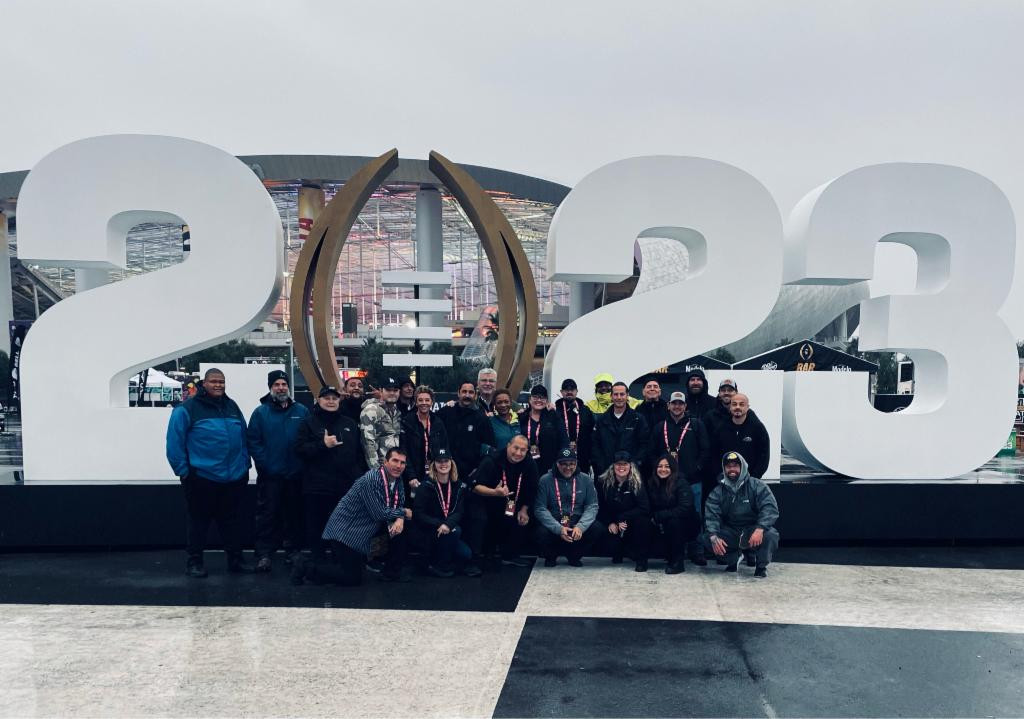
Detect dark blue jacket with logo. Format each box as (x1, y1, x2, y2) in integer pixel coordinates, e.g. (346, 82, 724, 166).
(246, 393, 309, 479)
(166, 388, 250, 482)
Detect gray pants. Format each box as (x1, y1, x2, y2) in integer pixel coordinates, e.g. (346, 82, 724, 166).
(701, 526, 779, 568)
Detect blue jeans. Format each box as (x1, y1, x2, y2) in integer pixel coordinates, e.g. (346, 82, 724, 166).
(428, 526, 472, 569)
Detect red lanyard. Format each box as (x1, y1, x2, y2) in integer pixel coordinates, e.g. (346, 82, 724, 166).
(553, 474, 576, 517)
(664, 420, 691, 453)
(527, 416, 541, 446)
(420, 414, 431, 464)
(500, 468, 521, 498)
(380, 469, 399, 509)
(561, 402, 580, 441)
(435, 479, 452, 518)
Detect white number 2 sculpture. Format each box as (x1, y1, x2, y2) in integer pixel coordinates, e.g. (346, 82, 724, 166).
(782, 164, 1018, 478)
(17, 135, 283, 481)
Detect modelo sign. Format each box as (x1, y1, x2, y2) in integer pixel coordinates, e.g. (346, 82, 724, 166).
(15, 136, 1019, 482)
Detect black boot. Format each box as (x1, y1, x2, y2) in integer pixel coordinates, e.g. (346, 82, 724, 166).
(665, 559, 685, 575)
(754, 566, 768, 578)
(634, 559, 648, 572)
(185, 557, 207, 578)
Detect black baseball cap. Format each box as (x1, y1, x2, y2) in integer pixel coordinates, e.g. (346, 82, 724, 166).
(556, 447, 578, 463)
(561, 378, 578, 391)
(530, 384, 549, 399)
(613, 451, 632, 464)
(723, 451, 742, 464)
(318, 386, 342, 398)
(379, 376, 402, 389)
(430, 447, 452, 462)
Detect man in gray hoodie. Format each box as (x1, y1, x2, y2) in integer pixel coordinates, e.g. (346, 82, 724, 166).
(702, 451, 780, 577)
(534, 448, 603, 567)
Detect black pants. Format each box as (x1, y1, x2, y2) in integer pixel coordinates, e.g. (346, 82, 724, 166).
(254, 474, 303, 558)
(180, 472, 248, 563)
(303, 492, 341, 560)
(306, 532, 409, 586)
(465, 497, 530, 559)
(652, 514, 701, 563)
(600, 517, 652, 561)
(535, 521, 605, 561)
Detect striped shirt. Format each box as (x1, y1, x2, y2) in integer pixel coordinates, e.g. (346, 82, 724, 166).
(322, 467, 406, 555)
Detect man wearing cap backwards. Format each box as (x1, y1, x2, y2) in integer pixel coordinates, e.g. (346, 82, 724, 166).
(649, 391, 711, 565)
(684, 368, 717, 421)
(439, 381, 496, 479)
(592, 382, 650, 479)
(247, 369, 310, 572)
(464, 434, 537, 573)
(292, 447, 412, 586)
(555, 378, 595, 474)
(166, 367, 253, 577)
(360, 375, 405, 470)
(586, 373, 642, 415)
(702, 451, 779, 577)
(294, 385, 363, 563)
(519, 384, 569, 474)
(705, 378, 739, 433)
(534, 447, 603, 567)
(709, 392, 771, 481)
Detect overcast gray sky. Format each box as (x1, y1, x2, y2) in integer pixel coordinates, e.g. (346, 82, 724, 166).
(5, 0, 1024, 331)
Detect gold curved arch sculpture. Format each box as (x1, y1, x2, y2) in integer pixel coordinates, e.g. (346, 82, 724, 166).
(289, 149, 399, 393)
(289, 148, 538, 395)
(428, 151, 539, 393)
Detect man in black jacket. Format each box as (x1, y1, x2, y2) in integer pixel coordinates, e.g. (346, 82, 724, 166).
(294, 386, 363, 562)
(709, 393, 770, 482)
(704, 378, 738, 433)
(439, 381, 495, 478)
(684, 369, 717, 421)
(338, 376, 368, 425)
(635, 377, 668, 430)
(591, 382, 649, 479)
(464, 435, 538, 573)
(554, 378, 595, 474)
(649, 391, 711, 564)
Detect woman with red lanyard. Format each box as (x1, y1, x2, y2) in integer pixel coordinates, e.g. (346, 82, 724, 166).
(411, 447, 475, 577)
(399, 385, 449, 507)
(518, 384, 569, 474)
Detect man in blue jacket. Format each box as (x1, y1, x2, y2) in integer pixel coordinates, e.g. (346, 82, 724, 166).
(166, 368, 253, 578)
(247, 369, 309, 572)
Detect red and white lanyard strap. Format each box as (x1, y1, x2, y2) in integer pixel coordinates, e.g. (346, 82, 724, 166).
(500, 468, 521, 498)
(562, 402, 580, 441)
(381, 469, 400, 509)
(665, 420, 691, 453)
(435, 479, 452, 518)
(422, 416, 431, 466)
(527, 417, 541, 447)
(553, 474, 577, 517)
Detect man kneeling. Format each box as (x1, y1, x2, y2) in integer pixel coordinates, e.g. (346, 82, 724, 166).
(292, 448, 411, 585)
(701, 451, 779, 578)
(534, 448, 603, 567)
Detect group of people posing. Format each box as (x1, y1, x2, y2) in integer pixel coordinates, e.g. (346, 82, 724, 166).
(165, 366, 780, 585)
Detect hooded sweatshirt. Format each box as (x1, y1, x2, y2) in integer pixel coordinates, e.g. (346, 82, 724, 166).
(704, 452, 779, 536)
(585, 372, 643, 414)
(684, 369, 717, 420)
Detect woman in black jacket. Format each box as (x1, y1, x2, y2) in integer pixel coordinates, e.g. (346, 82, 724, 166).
(400, 386, 449, 506)
(412, 447, 475, 577)
(294, 387, 363, 561)
(596, 451, 651, 572)
(646, 453, 700, 574)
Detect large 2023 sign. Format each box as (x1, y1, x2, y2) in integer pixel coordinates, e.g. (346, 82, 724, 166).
(16, 136, 1019, 482)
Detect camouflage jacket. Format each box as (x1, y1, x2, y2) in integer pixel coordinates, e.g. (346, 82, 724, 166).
(359, 399, 403, 468)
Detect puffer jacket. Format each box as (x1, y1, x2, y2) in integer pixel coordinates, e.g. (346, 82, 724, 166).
(166, 387, 249, 482)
